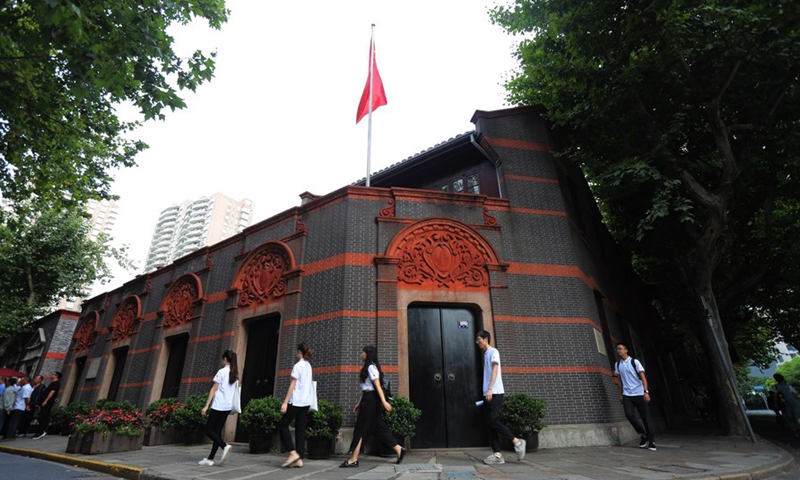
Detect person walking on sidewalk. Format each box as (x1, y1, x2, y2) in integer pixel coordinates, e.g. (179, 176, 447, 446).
(614, 343, 656, 451)
(278, 342, 314, 469)
(340, 345, 406, 468)
(476, 330, 526, 465)
(33, 372, 60, 439)
(199, 350, 238, 467)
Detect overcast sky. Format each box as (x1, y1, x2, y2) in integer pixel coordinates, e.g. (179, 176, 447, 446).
(99, 0, 520, 293)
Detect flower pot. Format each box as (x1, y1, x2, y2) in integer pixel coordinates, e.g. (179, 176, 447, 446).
(248, 433, 273, 454)
(144, 426, 182, 446)
(182, 429, 207, 445)
(81, 431, 144, 455)
(306, 436, 334, 459)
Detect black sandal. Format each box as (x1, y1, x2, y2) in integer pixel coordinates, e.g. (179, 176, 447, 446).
(396, 447, 407, 464)
(339, 460, 359, 468)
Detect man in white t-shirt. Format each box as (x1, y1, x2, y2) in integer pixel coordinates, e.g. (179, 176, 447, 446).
(476, 330, 526, 465)
(614, 343, 656, 451)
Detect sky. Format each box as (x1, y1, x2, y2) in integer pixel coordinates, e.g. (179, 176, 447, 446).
(98, 0, 521, 294)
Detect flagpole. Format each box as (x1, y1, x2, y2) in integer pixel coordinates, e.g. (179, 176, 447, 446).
(366, 24, 375, 187)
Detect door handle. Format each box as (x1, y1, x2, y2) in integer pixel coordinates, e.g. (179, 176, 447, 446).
(447, 373, 455, 381)
(434, 373, 442, 381)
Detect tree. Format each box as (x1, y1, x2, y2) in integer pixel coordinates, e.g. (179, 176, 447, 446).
(775, 357, 800, 389)
(0, 1, 227, 335)
(0, 202, 119, 337)
(0, 0, 228, 207)
(491, 0, 799, 435)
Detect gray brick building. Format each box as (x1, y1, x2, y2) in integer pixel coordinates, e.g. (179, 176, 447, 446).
(59, 106, 675, 449)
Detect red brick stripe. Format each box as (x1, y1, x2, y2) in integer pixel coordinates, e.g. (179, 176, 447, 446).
(283, 310, 395, 326)
(45, 352, 67, 360)
(507, 262, 598, 290)
(483, 136, 552, 152)
(189, 331, 235, 344)
(278, 365, 399, 376)
(301, 253, 374, 276)
(181, 377, 214, 384)
(505, 174, 559, 184)
(508, 206, 567, 217)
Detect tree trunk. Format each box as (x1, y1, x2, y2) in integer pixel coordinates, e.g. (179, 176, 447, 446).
(696, 284, 749, 436)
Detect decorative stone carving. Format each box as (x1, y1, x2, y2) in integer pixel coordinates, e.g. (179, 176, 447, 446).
(483, 207, 498, 226)
(238, 244, 290, 307)
(111, 297, 139, 342)
(296, 221, 307, 235)
(393, 222, 492, 289)
(380, 198, 396, 218)
(163, 278, 199, 329)
(74, 314, 97, 351)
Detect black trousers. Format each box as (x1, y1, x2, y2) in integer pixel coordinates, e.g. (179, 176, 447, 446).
(37, 405, 53, 435)
(347, 391, 397, 454)
(5, 409, 23, 438)
(205, 408, 230, 459)
(19, 409, 34, 435)
(482, 394, 515, 453)
(623, 395, 655, 442)
(279, 404, 310, 458)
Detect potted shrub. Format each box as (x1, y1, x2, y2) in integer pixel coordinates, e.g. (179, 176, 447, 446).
(384, 396, 422, 449)
(144, 397, 183, 446)
(50, 401, 92, 436)
(499, 393, 547, 452)
(173, 394, 208, 444)
(239, 396, 282, 453)
(305, 399, 343, 459)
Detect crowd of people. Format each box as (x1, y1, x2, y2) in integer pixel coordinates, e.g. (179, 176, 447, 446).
(0, 371, 61, 441)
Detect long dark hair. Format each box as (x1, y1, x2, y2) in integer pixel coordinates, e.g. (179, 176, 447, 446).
(223, 350, 239, 384)
(358, 345, 383, 384)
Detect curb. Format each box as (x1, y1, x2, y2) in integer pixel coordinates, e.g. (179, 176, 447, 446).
(0, 444, 144, 480)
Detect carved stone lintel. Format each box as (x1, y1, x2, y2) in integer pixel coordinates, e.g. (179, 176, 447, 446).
(238, 244, 291, 308)
(110, 297, 139, 342)
(163, 279, 199, 329)
(393, 222, 491, 289)
(74, 314, 98, 351)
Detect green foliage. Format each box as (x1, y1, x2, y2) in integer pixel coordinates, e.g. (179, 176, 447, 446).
(173, 394, 207, 432)
(775, 357, 800, 388)
(49, 401, 93, 435)
(491, 0, 800, 434)
(306, 400, 343, 440)
(384, 396, 422, 440)
(71, 401, 145, 438)
(0, 0, 229, 208)
(0, 203, 124, 337)
(499, 393, 547, 436)
(145, 397, 183, 429)
(239, 396, 282, 435)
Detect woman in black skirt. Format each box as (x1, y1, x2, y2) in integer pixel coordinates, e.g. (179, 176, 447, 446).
(340, 345, 405, 468)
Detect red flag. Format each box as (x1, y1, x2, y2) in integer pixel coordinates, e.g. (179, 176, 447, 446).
(356, 40, 387, 124)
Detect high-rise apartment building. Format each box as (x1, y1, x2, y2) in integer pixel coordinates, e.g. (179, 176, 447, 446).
(56, 199, 119, 311)
(144, 193, 253, 272)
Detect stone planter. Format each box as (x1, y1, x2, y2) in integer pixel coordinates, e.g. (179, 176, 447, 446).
(143, 426, 182, 446)
(248, 431, 279, 454)
(65, 434, 84, 454)
(306, 436, 334, 459)
(77, 431, 144, 455)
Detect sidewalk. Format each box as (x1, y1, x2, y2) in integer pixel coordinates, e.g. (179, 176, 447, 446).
(0, 429, 795, 480)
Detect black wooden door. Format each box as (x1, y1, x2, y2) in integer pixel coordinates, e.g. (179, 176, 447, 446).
(408, 306, 486, 448)
(236, 315, 280, 441)
(160, 334, 188, 399)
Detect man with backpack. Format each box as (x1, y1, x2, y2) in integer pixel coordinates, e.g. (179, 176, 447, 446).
(614, 342, 656, 451)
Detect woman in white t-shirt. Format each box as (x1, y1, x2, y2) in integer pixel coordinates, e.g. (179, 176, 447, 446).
(340, 345, 405, 468)
(279, 342, 314, 468)
(199, 350, 239, 467)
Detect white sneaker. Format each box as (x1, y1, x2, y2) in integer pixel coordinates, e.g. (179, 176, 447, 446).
(638, 436, 648, 448)
(32, 432, 46, 440)
(219, 444, 232, 465)
(484, 454, 505, 465)
(198, 458, 214, 466)
(514, 439, 526, 461)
